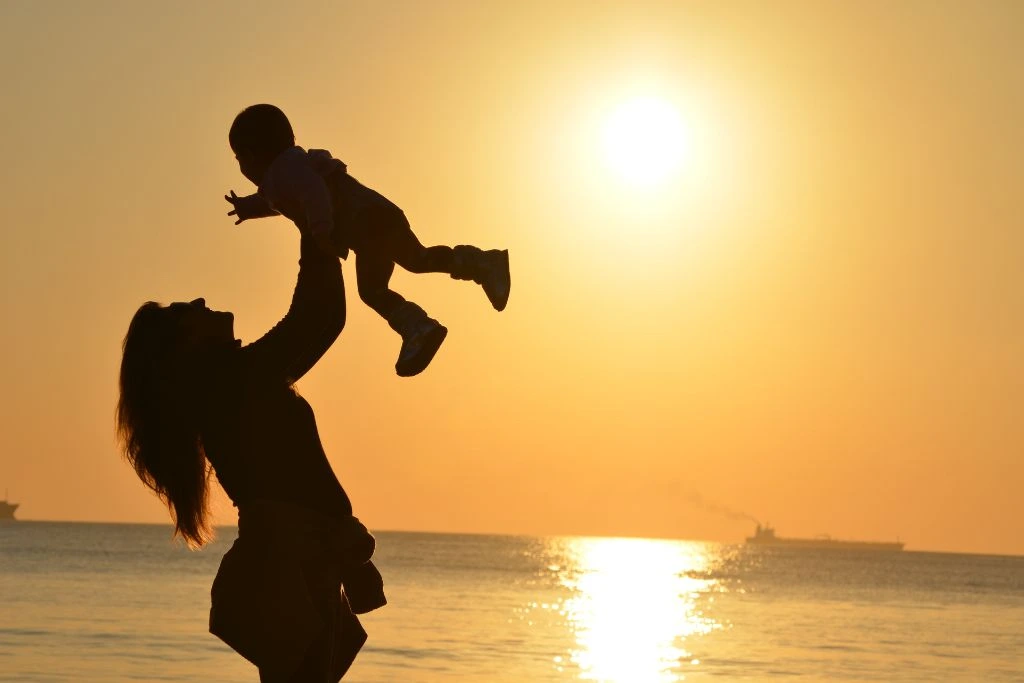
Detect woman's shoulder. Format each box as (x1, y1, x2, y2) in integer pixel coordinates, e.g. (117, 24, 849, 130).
(223, 344, 303, 395)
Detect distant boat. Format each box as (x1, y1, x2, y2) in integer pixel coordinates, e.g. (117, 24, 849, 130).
(1, 496, 18, 521)
(746, 524, 904, 552)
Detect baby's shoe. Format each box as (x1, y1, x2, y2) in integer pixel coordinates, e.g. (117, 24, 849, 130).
(451, 246, 511, 311)
(386, 302, 448, 377)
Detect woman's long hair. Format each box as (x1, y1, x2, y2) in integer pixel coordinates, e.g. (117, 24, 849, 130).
(116, 302, 212, 548)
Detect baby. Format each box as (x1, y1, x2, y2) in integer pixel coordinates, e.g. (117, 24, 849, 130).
(226, 104, 510, 376)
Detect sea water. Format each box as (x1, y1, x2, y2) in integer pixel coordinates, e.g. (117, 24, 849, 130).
(1, 521, 1022, 682)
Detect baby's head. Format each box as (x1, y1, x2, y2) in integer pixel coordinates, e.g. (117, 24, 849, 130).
(229, 104, 295, 185)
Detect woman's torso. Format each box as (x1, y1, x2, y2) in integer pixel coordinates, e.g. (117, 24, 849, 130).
(200, 361, 352, 520)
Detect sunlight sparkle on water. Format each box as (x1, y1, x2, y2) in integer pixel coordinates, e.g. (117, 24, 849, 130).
(553, 538, 721, 683)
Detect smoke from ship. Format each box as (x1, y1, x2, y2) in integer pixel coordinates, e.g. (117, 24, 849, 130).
(683, 491, 759, 526)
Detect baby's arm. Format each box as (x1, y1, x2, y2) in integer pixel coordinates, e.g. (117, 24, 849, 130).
(225, 191, 279, 224)
(275, 161, 337, 255)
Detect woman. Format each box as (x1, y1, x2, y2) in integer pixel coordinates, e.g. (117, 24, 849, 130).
(117, 237, 385, 682)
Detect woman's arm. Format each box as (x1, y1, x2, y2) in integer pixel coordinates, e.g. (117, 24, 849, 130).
(239, 237, 346, 385)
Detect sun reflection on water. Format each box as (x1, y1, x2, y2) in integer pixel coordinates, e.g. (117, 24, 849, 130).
(545, 537, 723, 682)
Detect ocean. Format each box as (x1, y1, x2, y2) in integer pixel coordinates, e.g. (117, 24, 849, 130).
(1, 521, 1022, 682)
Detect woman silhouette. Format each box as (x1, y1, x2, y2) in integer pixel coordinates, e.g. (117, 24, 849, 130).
(117, 237, 384, 682)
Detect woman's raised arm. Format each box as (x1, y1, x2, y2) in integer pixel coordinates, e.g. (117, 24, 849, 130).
(240, 237, 346, 385)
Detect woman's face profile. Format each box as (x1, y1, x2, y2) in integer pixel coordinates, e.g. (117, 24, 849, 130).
(169, 298, 236, 349)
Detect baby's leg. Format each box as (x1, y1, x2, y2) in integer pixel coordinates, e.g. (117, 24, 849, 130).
(384, 217, 455, 275)
(355, 251, 404, 319)
(384, 215, 511, 311)
(355, 249, 447, 377)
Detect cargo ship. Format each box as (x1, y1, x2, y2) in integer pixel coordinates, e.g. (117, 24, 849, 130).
(746, 524, 903, 552)
(1, 492, 18, 521)
(1, 499, 18, 521)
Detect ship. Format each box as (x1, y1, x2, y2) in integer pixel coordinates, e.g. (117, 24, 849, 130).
(0, 497, 18, 521)
(746, 524, 903, 552)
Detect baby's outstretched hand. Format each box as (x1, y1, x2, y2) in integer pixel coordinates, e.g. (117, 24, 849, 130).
(225, 190, 277, 224)
(225, 190, 248, 224)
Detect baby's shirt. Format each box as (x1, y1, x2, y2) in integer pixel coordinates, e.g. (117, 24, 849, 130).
(233, 145, 397, 257)
(257, 146, 348, 240)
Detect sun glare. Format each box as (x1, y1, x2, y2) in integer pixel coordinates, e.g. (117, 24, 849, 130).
(602, 96, 689, 188)
(558, 538, 721, 682)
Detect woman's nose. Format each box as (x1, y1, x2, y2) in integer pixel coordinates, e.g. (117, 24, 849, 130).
(190, 298, 206, 308)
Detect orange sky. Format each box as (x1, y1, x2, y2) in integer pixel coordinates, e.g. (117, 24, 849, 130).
(1, 1, 1021, 555)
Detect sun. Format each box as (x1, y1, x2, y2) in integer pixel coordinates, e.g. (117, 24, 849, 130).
(601, 96, 689, 188)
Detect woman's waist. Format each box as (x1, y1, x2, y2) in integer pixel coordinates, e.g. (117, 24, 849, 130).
(233, 480, 352, 529)
(209, 446, 352, 514)
(238, 497, 345, 534)
(237, 498, 374, 564)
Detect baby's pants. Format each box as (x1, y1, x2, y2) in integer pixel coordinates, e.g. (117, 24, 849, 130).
(348, 205, 455, 318)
